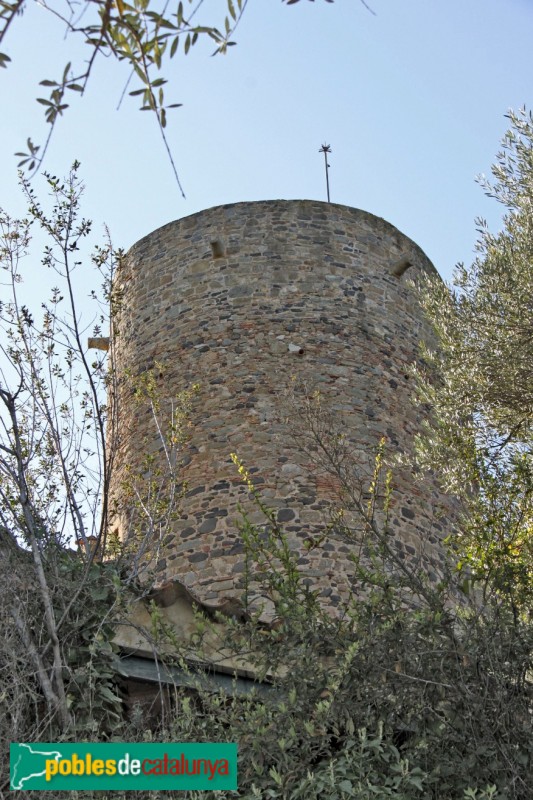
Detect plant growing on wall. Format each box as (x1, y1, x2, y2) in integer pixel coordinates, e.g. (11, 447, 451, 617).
(127, 446, 533, 800)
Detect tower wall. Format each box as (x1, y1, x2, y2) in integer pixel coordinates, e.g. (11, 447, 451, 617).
(112, 200, 453, 610)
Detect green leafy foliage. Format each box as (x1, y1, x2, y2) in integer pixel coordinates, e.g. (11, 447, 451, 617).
(102, 440, 530, 800)
(95, 478, 531, 800)
(0, 0, 372, 190)
(0, 0, 249, 193)
(415, 108, 533, 612)
(0, 540, 124, 786)
(3, 498, 532, 799)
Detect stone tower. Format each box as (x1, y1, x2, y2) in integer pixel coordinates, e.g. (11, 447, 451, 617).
(111, 200, 453, 612)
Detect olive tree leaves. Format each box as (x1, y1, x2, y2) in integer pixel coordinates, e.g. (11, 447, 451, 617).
(2, 0, 250, 195)
(1, 0, 375, 194)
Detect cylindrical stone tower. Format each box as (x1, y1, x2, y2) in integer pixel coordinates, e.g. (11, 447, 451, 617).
(111, 200, 453, 611)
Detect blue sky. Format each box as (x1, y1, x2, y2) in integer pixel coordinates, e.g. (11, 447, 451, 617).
(1, 0, 532, 282)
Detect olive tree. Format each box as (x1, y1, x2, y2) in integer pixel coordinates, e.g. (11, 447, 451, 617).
(415, 108, 533, 612)
(0, 0, 371, 192)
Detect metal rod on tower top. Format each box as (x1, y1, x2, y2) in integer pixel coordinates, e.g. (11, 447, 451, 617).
(319, 143, 332, 203)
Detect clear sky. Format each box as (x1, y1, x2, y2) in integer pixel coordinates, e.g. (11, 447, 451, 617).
(1, 0, 532, 283)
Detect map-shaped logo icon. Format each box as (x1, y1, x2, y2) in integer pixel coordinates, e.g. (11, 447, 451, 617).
(10, 743, 63, 790)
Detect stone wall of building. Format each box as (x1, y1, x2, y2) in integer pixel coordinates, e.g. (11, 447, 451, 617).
(111, 200, 453, 612)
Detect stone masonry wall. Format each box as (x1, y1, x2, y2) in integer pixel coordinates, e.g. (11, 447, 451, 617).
(111, 200, 454, 612)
